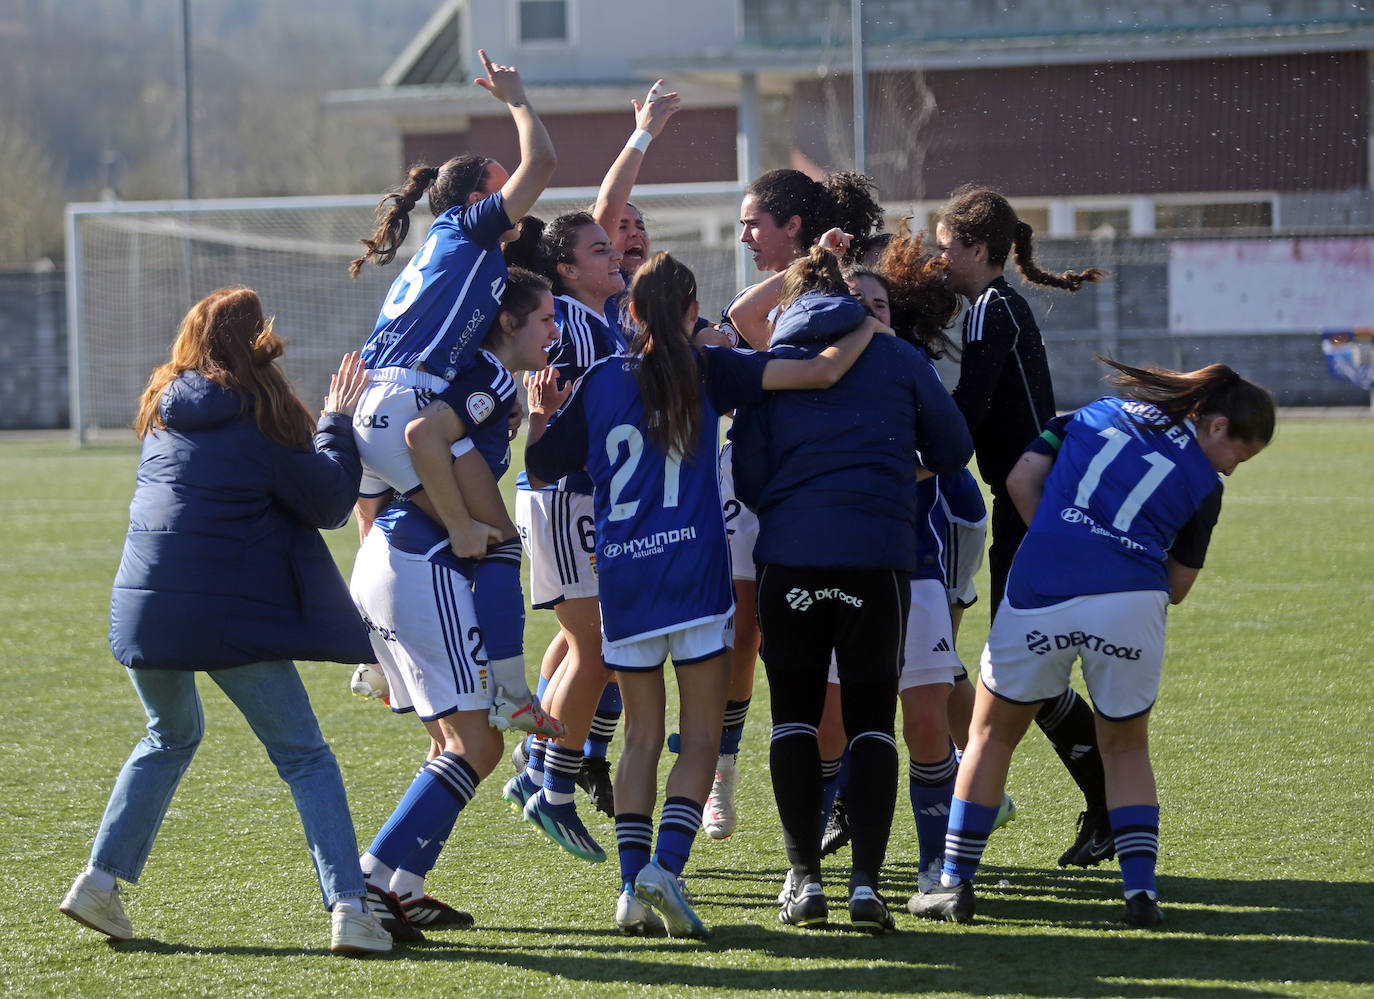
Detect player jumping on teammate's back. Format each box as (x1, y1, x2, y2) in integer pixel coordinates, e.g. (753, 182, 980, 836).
(935, 185, 1113, 866)
(908, 356, 1274, 928)
(526, 251, 885, 937)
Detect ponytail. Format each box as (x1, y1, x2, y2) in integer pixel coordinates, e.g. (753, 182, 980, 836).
(746, 168, 884, 263)
(627, 252, 702, 459)
(1099, 355, 1275, 445)
(350, 155, 493, 277)
(776, 245, 849, 319)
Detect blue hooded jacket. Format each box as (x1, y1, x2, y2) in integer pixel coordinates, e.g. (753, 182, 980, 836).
(732, 291, 973, 572)
(108, 372, 372, 670)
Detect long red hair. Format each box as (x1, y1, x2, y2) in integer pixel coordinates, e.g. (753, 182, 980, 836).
(133, 287, 315, 449)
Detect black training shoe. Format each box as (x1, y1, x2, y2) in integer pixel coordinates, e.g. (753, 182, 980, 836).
(906, 879, 975, 924)
(1059, 805, 1116, 868)
(1120, 893, 1164, 928)
(779, 876, 829, 928)
(401, 894, 474, 928)
(847, 885, 895, 934)
(820, 795, 851, 858)
(365, 882, 425, 943)
(577, 756, 616, 817)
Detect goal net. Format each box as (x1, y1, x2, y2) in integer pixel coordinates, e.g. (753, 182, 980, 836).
(65, 183, 746, 443)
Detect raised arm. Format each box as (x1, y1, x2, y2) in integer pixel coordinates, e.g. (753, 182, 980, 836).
(592, 80, 681, 239)
(475, 49, 556, 222)
(759, 317, 886, 390)
(725, 273, 787, 350)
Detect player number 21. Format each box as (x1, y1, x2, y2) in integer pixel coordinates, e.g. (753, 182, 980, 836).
(1074, 427, 1175, 532)
(606, 424, 681, 522)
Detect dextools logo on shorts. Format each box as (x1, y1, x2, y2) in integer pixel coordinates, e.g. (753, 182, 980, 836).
(785, 588, 814, 611)
(1025, 629, 1142, 659)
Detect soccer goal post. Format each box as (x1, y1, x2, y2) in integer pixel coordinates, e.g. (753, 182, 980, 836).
(64, 182, 746, 446)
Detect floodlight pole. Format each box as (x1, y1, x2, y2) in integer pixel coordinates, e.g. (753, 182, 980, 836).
(180, 0, 193, 200)
(852, 0, 867, 175)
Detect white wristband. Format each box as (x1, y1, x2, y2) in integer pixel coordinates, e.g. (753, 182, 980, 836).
(627, 129, 652, 154)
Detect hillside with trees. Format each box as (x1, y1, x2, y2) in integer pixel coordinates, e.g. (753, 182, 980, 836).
(0, 0, 436, 268)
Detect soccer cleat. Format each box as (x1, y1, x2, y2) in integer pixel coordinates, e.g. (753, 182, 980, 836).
(616, 883, 666, 936)
(350, 663, 390, 704)
(703, 755, 739, 840)
(778, 876, 829, 928)
(576, 756, 616, 817)
(522, 790, 607, 863)
(820, 794, 851, 857)
(993, 792, 1018, 832)
(330, 905, 392, 954)
(906, 879, 975, 924)
(501, 772, 540, 813)
(401, 894, 474, 928)
(848, 885, 896, 934)
(1059, 805, 1116, 868)
(776, 868, 797, 905)
(59, 873, 133, 941)
(634, 861, 709, 939)
(1121, 892, 1165, 928)
(489, 686, 566, 737)
(511, 738, 531, 774)
(917, 857, 944, 895)
(364, 882, 425, 943)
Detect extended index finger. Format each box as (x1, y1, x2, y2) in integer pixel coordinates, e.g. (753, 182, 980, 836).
(478, 48, 495, 75)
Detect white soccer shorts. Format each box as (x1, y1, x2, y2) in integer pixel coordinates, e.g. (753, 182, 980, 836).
(603, 614, 734, 672)
(515, 487, 598, 608)
(354, 366, 450, 497)
(980, 589, 1168, 720)
(350, 530, 489, 720)
(719, 442, 759, 581)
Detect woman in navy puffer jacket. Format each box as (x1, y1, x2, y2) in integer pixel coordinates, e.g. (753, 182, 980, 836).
(59, 287, 391, 955)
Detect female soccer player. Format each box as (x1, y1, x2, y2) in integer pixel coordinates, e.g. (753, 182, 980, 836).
(524, 251, 882, 938)
(935, 184, 1114, 866)
(908, 358, 1274, 927)
(505, 212, 628, 862)
(61, 289, 389, 955)
(348, 49, 557, 730)
(732, 247, 973, 933)
(701, 169, 886, 844)
(348, 269, 560, 933)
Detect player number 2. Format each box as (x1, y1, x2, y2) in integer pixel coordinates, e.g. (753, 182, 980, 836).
(606, 424, 682, 522)
(1073, 427, 1175, 532)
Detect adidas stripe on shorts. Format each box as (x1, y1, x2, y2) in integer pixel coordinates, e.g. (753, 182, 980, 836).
(350, 529, 489, 721)
(980, 589, 1167, 721)
(515, 488, 598, 608)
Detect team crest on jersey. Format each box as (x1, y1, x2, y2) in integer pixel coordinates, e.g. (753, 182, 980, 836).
(466, 392, 496, 425)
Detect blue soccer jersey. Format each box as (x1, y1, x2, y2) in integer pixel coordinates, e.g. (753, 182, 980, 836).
(526, 345, 771, 643)
(1008, 396, 1224, 608)
(372, 349, 517, 572)
(360, 192, 513, 379)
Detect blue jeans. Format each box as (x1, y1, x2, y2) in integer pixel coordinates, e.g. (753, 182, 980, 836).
(89, 661, 366, 909)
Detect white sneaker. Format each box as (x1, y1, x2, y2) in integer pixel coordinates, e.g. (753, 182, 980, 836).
(918, 856, 944, 895)
(59, 873, 132, 940)
(488, 686, 566, 737)
(350, 663, 389, 702)
(330, 905, 392, 954)
(703, 754, 739, 840)
(615, 884, 665, 936)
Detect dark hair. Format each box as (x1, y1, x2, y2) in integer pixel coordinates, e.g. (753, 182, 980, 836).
(503, 211, 599, 295)
(746, 169, 884, 263)
(936, 184, 1107, 291)
(1099, 355, 1276, 445)
(134, 287, 314, 449)
(776, 245, 850, 320)
(349, 155, 493, 277)
(873, 220, 960, 359)
(627, 252, 701, 459)
(491, 267, 552, 341)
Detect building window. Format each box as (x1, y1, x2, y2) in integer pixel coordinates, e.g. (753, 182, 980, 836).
(518, 0, 568, 43)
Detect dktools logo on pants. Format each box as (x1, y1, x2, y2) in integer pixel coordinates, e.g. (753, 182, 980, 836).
(1026, 629, 1142, 660)
(785, 587, 863, 612)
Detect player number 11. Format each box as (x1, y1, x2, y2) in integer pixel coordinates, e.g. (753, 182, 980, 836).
(1073, 427, 1175, 532)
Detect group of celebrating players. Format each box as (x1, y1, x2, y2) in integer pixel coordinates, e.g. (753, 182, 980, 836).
(61, 49, 1276, 953)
